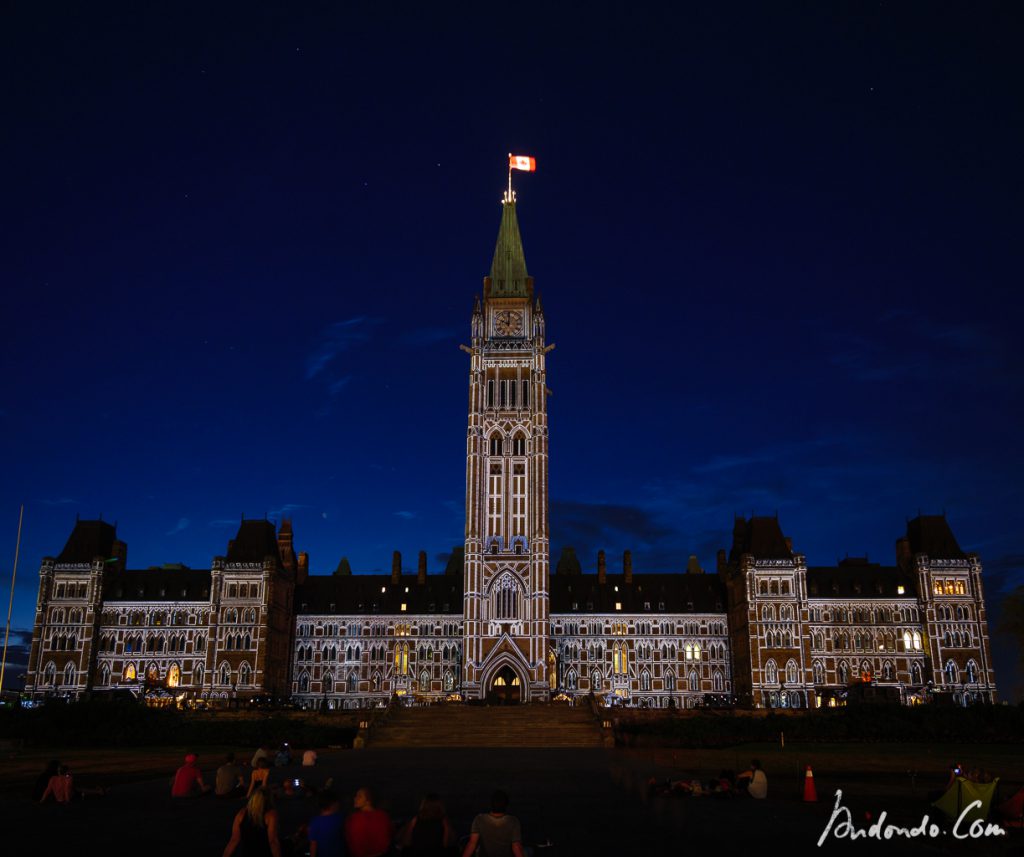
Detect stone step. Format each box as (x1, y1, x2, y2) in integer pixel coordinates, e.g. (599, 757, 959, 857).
(368, 705, 605, 748)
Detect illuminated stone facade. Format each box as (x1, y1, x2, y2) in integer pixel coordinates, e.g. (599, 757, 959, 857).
(24, 519, 302, 702)
(23, 197, 998, 709)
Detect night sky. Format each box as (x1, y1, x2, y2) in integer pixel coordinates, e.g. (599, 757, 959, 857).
(2, 5, 1022, 695)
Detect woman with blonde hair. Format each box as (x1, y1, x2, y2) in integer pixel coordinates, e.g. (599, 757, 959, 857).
(223, 787, 282, 857)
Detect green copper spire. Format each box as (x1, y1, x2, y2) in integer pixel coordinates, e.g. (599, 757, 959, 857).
(488, 198, 531, 298)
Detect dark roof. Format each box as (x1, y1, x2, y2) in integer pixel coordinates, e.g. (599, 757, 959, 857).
(295, 574, 464, 615)
(729, 516, 792, 562)
(550, 573, 726, 614)
(226, 520, 279, 564)
(57, 520, 117, 564)
(807, 559, 917, 599)
(487, 200, 531, 298)
(103, 568, 211, 601)
(906, 515, 966, 560)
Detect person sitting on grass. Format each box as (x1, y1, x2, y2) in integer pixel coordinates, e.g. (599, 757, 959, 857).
(736, 759, 767, 799)
(171, 752, 211, 798)
(308, 788, 346, 857)
(345, 786, 393, 857)
(223, 787, 282, 857)
(216, 752, 246, 799)
(397, 793, 457, 856)
(32, 760, 60, 802)
(40, 764, 106, 803)
(461, 790, 524, 857)
(247, 757, 272, 798)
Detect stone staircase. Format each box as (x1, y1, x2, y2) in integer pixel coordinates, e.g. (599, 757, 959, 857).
(368, 703, 605, 748)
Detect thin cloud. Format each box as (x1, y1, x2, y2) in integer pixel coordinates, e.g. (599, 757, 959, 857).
(394, 511, 416, 520)
(40, 497, 78, 506)
(268, 503, 310, 518)
(328, 376, 352, 396)
(166, 517, 190, 535)
(829, 312, 1016, 388)
(306, 317, 381, 380)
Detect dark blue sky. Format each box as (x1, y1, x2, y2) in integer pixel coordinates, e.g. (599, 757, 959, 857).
(2, 5, 1022, 695)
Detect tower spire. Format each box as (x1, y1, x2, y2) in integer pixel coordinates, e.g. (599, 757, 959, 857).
(487, 196, 531, 298)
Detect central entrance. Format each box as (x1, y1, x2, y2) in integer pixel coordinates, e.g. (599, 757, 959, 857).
(489, 666, 522, 705)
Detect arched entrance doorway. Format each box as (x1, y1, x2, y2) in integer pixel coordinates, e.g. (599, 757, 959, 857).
(488, 666, 522, 705)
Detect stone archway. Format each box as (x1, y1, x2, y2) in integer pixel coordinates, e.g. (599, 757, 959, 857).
(489, 665, 522, 705)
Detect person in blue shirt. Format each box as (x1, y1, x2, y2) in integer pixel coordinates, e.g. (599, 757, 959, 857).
(309, 788, 346, 857)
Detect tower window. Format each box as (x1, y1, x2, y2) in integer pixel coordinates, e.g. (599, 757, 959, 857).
(487, 379, 495, 408)
(521, 381, 529, 408)
(512, 436, 526, 456)
(490, 436, 502, 456)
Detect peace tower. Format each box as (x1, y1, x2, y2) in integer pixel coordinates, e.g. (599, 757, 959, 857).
(461, 191, 552, 702)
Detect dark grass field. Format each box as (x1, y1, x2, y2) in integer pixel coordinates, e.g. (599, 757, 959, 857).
(2, 742, 1022, 855)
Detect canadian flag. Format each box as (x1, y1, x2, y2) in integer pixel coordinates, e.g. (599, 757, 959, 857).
(509, 155, 537, 172)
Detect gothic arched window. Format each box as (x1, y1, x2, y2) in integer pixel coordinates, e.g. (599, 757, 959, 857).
(966, 660, 978, 684)
(944, 660, 958, 685)
(490, 574, 522, 621)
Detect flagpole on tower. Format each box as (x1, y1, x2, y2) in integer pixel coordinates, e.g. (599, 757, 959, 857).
(507, 152, 513, 202)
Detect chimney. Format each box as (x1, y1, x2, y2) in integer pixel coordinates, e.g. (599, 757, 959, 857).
(895, 537, 911, 570)
(297, 552, 309, 584)
(623, 550, 633, 584)
(686, 555, 703, 574)
(277, 519, 296, 574)
(597, 550, 607, 585)
(784, 536, 793, 554)
(391, 551, 402, 585)
(417, 550, 427, 585)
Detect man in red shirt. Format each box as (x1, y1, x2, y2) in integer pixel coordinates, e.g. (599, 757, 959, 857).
(345, 786, 392, 857)
(171, 753, 210, 798)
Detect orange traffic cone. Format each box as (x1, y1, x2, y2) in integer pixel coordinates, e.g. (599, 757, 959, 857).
(803, 765, 818, 802)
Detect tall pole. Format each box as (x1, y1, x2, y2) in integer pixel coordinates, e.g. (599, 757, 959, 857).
(0, 504, 24, 694)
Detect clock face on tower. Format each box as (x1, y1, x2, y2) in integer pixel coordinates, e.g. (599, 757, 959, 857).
(493, 310, 524, 336)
